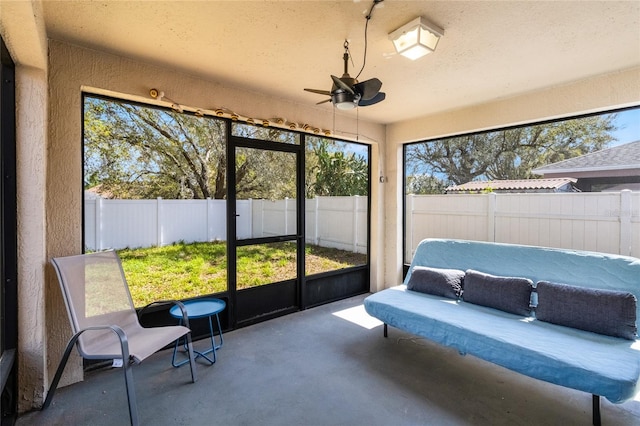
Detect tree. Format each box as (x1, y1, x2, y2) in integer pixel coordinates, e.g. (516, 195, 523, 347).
(84, 97, 227, 199)
(306, 137, 368, 197)
(232, 122, 298, 199)
(84, 98, 295, 200)
(85, 98, 370, 201)
(405, 114, 617, 188)
(405, 174, 447, 195)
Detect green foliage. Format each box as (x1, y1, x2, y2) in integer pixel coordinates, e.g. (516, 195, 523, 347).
(235, 148, 297, 200)
(84, 98, 370, 201)
(119, 242, 227, 306)
(405, 114, 617, 186)
(405, 174, 447, 195)
(119, 241, 366, 307)
(236, 242, 297, 287)
(306, 137, 368, 197)
(85, 97, 227, 199)
(232, 122, 300, 145)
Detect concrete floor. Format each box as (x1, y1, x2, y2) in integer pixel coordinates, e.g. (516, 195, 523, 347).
(17, 294, 640, 425)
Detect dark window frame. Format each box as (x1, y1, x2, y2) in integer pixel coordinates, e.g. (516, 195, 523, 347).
(0, 35, 18, 425)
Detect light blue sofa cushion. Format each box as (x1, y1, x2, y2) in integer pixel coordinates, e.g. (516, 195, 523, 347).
(364, 286, 640, 404)
(406, 266, 464, 299)
(462, 269, 533, 316)
(536, 281, 637, 340)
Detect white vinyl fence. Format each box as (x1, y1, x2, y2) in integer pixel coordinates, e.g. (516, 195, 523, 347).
(85, 196, 368, 254)
(406, 190, 640, 259)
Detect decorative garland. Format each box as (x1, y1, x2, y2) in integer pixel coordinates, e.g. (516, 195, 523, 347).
(149, 88, 332, 137)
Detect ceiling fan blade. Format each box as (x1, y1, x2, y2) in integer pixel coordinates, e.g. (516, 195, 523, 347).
(305, 88, 332, 96)
(331, 75, 355, 95)
(358, 92, 386, 107)
(354, 78, 382, 100)
(316, 99, 332, 105)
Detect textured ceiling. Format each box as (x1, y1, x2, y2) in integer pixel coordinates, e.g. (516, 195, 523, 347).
(42, 1, 640, 124)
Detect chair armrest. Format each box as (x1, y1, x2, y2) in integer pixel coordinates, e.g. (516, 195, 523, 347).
(138, 300, 191, 329)
(72, 324, 132, 363)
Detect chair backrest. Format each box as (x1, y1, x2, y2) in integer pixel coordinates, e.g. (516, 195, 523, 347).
(51, 250, 140, 358)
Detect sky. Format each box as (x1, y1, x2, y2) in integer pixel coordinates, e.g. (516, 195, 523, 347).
(611, 108, 640, 147)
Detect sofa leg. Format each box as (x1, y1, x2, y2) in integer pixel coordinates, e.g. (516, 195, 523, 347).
(384, 323, 388, 338)
(592, 394, 601, 426)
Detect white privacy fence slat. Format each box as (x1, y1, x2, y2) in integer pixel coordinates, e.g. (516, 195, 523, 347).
(85, 198, 244, 251)
(305, 196, 367, 254)
(406, 190, 640, 259)
(84, 196, 368, 254)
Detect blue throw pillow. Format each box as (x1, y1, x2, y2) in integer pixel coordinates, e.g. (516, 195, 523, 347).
(536, 281, 637, 340)
(462, 270, 533, 316)
(406, 266, 465, 299)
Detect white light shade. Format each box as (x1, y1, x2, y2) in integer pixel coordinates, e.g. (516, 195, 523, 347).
(335, 101, 356, 110)
(389, 17, 444, 60)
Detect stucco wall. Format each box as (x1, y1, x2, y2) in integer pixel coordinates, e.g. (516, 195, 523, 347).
(15, 65, 49, 412)
(382, 66, 640, 288)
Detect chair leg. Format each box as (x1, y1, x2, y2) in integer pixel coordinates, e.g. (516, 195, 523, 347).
(185, 331, 197, 383)
(110, 325, 139, 426)
(171, 335, 188, 367)
(123, 361, 139, 426)
(42, 333, 80, 409)
(592, 394, 601, 426)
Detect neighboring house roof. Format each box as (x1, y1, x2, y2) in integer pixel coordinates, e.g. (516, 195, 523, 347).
(446, 178, 578, 193)
(532, 140, 640, 175)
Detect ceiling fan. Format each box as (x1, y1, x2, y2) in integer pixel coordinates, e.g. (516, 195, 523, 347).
(304, 40, 386, 110)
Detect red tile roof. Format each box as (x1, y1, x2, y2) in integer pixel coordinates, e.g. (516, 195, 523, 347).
(446, 178, 577, 193)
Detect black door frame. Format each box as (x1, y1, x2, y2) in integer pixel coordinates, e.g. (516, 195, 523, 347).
(226, 122, 306, 328)
(0, 36, 18, 425)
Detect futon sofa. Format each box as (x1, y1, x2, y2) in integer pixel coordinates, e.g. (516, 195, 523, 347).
(364, 239, 640, 425)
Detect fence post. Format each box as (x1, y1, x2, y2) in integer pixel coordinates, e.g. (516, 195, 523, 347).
(284, 197, 289, 235)
(407, 194, 413, 260)
(206, 198, 212, 242)
(353, 196, 359, 253)
(95, 198, 102, 251)
(248, 198, 253, 239)
(620, 190, 632, 256)
(487, 193, 496, 242)
(314, 197, 320, 245)
(260, 199, 265, 238)
(156, 197, 162, 247)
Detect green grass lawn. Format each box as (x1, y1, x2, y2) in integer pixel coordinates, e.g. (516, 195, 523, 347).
(118, 241, 366, 307)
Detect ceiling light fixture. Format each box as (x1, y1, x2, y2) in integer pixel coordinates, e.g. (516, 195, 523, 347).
(333, 90, 358, 110)
(388, 16, 444, 60)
